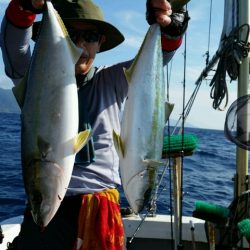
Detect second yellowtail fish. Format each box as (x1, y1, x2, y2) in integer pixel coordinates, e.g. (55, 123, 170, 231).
(113, 24, 174, 214)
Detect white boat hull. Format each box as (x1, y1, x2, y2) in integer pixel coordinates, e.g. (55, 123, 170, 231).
(0, 215, 207, 250)
(1, 214, 249, 249)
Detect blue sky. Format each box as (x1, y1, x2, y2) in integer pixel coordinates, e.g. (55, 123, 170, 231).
(0, 0, 238, 130)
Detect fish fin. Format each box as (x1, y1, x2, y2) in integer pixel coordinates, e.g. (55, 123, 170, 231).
(143, 159, 163, 168)
(165, 101, 174, 123)
(112, 130, 125, 158)
(123, 25, 154, 84)
(51, 1, 82, 64)
(65, 28, 82, 64)
(74, 130, 92, 154)
(123, 50, 140, 84)
(123, 67, 132, 84)
(68, 38, 82, 64)
(12, 73, 28, 109)
(37, 136, 52, 158)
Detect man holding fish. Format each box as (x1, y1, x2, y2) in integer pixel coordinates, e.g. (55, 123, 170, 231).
(0, 0, 189, 249)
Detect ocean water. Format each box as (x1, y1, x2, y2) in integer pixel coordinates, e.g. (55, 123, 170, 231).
(0, 113, 237, 222)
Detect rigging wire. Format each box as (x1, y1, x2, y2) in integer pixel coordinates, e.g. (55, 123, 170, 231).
(173, 0, 214, 131)
(177, 17, 188, 249)
(148, 60, 175, 249)
(166, 62, 175, 250)
(168, 60, 175, 250)
(205, 0, 213, 65)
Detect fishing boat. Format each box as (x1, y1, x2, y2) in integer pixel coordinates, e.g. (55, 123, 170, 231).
(1, 0, 250, 249)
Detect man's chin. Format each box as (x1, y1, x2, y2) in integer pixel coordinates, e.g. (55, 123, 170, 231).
(75, 64, 92, 75)
(75, 57, 94, 74)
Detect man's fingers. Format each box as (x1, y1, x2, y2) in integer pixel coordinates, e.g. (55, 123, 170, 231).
(31, 0, 45, 10)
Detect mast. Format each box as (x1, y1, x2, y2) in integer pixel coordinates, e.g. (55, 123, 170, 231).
(235, 0, 250, 197)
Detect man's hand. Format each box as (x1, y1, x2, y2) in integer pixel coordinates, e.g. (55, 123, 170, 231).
(151, 0, 172, 27)
(19, 0, 45, 13)
(31, 0, 45, 10)
(146, 0, 172, 27)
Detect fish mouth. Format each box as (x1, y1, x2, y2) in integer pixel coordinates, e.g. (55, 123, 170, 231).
(144, 187, 153, 203)
(26, 159, 63, 227)
(30, 189, 43, 226)
(134, 199, 144, 213)
(135, 187, 153, 213)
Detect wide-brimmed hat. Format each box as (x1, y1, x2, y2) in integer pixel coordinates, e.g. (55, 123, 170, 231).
(32, 0, 125, 52)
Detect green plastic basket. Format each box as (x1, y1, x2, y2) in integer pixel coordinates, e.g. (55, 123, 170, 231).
(162, 134, 198, 157)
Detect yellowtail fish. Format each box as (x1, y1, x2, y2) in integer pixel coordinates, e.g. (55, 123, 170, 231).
(13, 1, 90, 227)
(113, 24, 174, 213)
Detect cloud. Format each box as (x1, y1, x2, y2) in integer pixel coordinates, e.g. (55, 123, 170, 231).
(110, 9, 148, 51)
(188, 1, 210, 22)
(123, 35, 143, 49)
(115, 10, 146, 35)
(168, 82, 237, 130)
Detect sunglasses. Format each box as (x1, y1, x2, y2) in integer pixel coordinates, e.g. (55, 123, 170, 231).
(67, 28, 101, 44)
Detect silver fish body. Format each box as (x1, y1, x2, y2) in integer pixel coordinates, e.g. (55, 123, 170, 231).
(113, 24, 173, 214)
(13, 1, 90, 227)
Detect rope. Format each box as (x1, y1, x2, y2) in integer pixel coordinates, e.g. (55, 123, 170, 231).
(209, 24, 250, 110)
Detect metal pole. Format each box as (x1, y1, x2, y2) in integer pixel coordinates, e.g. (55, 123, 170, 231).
(173, 157, 183, 250)
(235, 0, 250, 198)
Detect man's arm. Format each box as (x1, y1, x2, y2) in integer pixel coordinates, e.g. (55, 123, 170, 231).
(0, 0, 43, 85)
